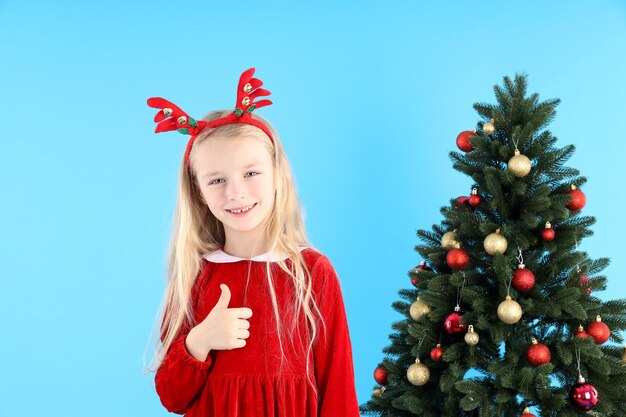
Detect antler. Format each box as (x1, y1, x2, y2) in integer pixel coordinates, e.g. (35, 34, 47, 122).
(233, 68, 273, 117)
(146, 97, 207, 136)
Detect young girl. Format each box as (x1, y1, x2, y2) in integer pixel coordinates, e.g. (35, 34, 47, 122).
(145, 68, 360, 416)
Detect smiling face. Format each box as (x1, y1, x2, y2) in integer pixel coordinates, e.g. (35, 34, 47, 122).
(192, 135, 275, 254)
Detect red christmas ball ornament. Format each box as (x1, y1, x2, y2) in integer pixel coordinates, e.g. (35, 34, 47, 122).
(526, 338, 551, 366)
(430, 344, 444, 362)
(578, 273, 591, 295)
(373, 366, 388, 385)
(569, 376, 598, 411)
(468, 187, 481, 207)
(446, 244, 469, 270)
(512, 263, 535, 292)
(587, 315, 610, 344)
(540, 221, 555, 242)
(456, 130, 476, 152)
(566, 184, 587, 211)
(444, 306, 467, 337)
(575, 324, 589, 339)
(521, 407, 537, 417)
(410, 261, 432, 287)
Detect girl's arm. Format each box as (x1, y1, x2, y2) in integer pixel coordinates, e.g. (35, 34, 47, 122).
(312, 255, 361, 417)
(155, 263, 212, 414)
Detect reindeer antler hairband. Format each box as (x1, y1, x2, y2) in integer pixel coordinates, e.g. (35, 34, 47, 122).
(147, 68, 274, 172)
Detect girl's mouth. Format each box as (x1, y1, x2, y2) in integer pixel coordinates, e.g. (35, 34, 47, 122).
(226, 203, 257, 217)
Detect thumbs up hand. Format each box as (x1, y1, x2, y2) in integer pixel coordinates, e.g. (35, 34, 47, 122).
(185, 284, 253, 360)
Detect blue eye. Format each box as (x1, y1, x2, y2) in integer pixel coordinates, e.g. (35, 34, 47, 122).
(246, 171, 259, 177)
(209, 178, 224, 185)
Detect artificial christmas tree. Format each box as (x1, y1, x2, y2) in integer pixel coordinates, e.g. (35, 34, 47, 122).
(360, 74, 626, 417)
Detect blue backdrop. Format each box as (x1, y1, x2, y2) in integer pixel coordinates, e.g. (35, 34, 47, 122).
(1, 1, 625, 415)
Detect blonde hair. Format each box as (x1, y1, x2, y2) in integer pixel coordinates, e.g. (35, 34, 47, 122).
(143, 110, 326, 399)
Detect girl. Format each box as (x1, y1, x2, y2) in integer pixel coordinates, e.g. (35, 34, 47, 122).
(144, 68, 360, 417)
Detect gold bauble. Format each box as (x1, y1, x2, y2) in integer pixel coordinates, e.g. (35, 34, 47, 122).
(464, 324, 480, 346)
(483, 119, 496, 135)
(483, 228, 508, 255)
(497, 295, 522, 324)
(242, 96, 251, 106)
(508, 149, 531, 177)
(407, 358, 430, 386)
(243, 82, 253, 93)
(372, 386, 386, 397)
(177, 115, 188, 125)
(163, 107, 173, 116)
(410, 297, 431, 321)
(441, 230, 459, 250)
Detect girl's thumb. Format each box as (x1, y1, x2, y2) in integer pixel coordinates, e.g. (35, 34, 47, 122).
(213, 284, 231, 309)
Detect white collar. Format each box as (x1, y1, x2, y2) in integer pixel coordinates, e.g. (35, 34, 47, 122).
(204, 246, 308, 263)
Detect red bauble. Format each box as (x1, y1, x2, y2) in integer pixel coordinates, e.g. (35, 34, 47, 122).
(521, 407, 537, 417)
(540, 222, 555, 241)
(444, 307, 467, 337)
(587, 315, 610, 344)
(512, 264, 535, 292)
(526, 338, 551, 366)
(446, 247, 469, 270)
(468, 188, 481, 207)
(430, 344, 444, 362)
(575, 324, 590, 339)
(456, 130, 475, 152)
(569, 377, 598, 411)
(566, 185, 587, 211)
(373, 367, 388, 385)
(411, 261, 431, 287)
(578, 274, 591, 295)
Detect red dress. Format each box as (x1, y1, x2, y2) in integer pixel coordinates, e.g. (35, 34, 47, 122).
(155, 247, 360, 416)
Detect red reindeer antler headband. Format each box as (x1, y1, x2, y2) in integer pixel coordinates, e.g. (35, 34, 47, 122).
(147, 68, 274, 172)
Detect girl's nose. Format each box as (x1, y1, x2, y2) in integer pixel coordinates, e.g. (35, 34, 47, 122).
(226, 178, 246, 200)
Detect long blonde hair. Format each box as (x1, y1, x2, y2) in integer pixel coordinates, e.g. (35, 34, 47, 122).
(143, 110, 326, 398)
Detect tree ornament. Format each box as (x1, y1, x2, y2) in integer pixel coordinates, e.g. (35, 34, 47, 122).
(575, 324, 589, 339)
(441, 230, 459, 250)
(569, 376, 598, 411)
(512, 263, 535, 292)
(484, 228, 508, 255)
(456, 129, 476, 152)
(507, 148, 531, 177)
(409, 296, 431, 321)
(587, 315, 610, 344)
(444, 305, 467, 336)
(464, 325, 479, 345)
(566, 184, 587, 211)
(410, 261, 431, 287)
(374, 366, 388, 385)
(578, 273, 591, 295)
(468, 187, 481, 207)
(430, 344, 443, 362)
(372, 386, 386, 397)
(621, 345, 626, 364)
(446, 243, 469, 270)
(497, 295, 522, 324)
(483, 118, 496, 135)
(540, 221, 555, 242)
(455, 196, 471, 210)
(527, 338, 551, 366)
(407, 357, 430, 386)
(521, 407, 537, 417)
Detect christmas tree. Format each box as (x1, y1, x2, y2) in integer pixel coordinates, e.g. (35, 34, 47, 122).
(359, 74, 626, 417)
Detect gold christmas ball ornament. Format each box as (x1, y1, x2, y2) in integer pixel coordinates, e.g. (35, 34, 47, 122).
(243, 82, 253, 93)
(372, 386, 386, 397)
(464, 325, 480, 346)
(407, 358, 430, 386)
(410, 297, 432, 321)
(484, 228, 508, 255)
(163, 107, 173, 116)
(242, 96, 251, 106)
(177, 116, 188, 125)
(508, 148, 532, 177)
(483, 119, 496, 135)
(441, 230, 459, 250)
(497, 295, 523, 324)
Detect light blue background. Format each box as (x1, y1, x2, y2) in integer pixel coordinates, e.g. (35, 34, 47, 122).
(1, 1, 625, 415)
